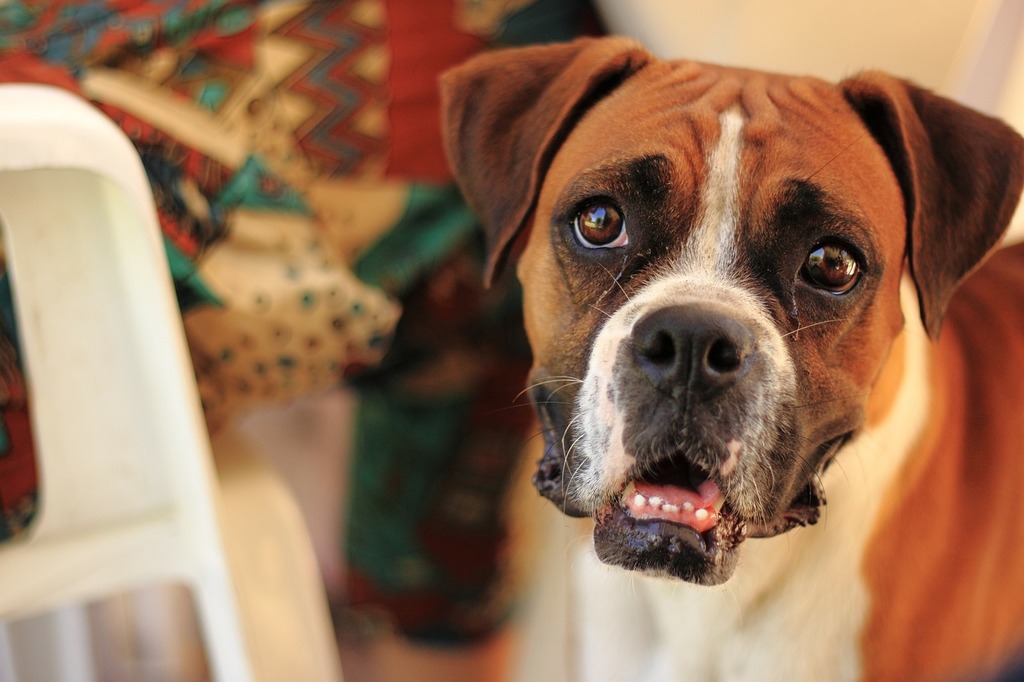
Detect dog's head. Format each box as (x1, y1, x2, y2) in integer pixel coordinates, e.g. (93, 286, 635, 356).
(441, 37, 1024, 584)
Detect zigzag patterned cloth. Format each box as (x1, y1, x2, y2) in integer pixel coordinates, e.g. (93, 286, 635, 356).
(0, 0, 594, 643)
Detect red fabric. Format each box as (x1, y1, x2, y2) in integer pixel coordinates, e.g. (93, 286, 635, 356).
(0, 54, 82, 91)
(0, 53, 67, 521)
(348, 572, 452, 635)
(7, 1, 259, 69)
(274, 3, 389, 178)
(0, 407, 37, 516)
(93, 102, 233, 257)
(384, 0, 484, 182)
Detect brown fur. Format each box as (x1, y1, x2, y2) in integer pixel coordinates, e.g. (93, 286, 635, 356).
(863, 242, 1024, 680)
(441, 37, 1024, 679)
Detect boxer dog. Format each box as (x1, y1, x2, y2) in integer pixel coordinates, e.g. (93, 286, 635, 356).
(441, 37, 1024, 681)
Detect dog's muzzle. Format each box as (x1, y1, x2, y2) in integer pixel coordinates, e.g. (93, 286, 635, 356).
(531, 298, 842, 584)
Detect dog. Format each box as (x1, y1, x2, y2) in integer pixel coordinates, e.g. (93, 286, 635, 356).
(441, 37, 1024, 681)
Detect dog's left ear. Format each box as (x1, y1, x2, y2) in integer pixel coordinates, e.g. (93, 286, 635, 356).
(841, 73, 1024, 339)
(441, 37, 653, 284)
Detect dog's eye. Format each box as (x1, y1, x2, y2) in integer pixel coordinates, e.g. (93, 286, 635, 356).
(573, 202, 628, 249)
(802, 242, 861, 293)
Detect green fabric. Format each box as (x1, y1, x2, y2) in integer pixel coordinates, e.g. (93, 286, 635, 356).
(347, 388, 472, 591)
(163, 236, 223, 312)
(213, 155, 311, 214)
(499, 0, 594, 46)
(0, 274, 19, 360)
(353, 184, 478, 296)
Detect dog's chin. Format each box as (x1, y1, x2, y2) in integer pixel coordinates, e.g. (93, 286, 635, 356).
(593, 504, 743, 584)
(592, 478, 825, 585)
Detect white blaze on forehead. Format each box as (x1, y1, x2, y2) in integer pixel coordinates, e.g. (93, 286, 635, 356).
(566, 106, 801, 513)
(682, 108, 745, 275)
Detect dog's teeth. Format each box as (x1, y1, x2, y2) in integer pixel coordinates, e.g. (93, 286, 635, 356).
(633, 493, 647, 508)
(712, 496, 726, 512)
(695, 508, 709, 522)
(662, 503, 679, 513)
(682, 501, 695, 512)
(649, 496, 663, 508)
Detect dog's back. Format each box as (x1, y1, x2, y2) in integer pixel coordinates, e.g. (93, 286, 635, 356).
(861, 241, 1024, 680)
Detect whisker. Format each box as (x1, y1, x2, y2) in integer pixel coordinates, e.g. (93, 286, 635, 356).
(781, 317, 848, 338)
(514, 376, 583, 403)
(562, 433, 589, 507)
(548, 382, 583, 401)
(519, 428, 552, 450)
(564, 430, 587, 461)
(595, 260, 632, 302)
(560, 412, 584, 457)
(559, 413, 587, 502)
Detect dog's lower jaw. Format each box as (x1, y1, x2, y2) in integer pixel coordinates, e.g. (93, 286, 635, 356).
(593, 503, 745, 585)
(588, 446, 837, 585)
(530, 353, 833, 583)
(531, 419, 738, 581)
(532, 414, 843, 586)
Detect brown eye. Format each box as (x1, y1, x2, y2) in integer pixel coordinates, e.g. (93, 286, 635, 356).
(802, 242, 861, 293)
(573, 202, 628, 249)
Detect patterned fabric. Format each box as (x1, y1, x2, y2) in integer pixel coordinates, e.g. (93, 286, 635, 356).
(0, 0, 597, 642)
(339, 0, 598, 643)
(0, 0, 401, 537)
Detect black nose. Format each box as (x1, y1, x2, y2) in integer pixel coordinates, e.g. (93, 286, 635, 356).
(631, 305, 754, 396)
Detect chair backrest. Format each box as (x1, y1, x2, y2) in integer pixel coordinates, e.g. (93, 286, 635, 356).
(0, 84, 258, 680)
(0, 83, 242, 616)
(0, 84, 221, 545)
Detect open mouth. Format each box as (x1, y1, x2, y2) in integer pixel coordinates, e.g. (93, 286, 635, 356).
(593, 454, 743, 583)
(591, 437, 842, 584)
(531, 383, 848, 583)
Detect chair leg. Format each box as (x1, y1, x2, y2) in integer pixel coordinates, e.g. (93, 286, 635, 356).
(190, 575, 255, 682)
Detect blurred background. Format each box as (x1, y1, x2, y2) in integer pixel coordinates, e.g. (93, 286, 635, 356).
(0, 0, 1022, 680)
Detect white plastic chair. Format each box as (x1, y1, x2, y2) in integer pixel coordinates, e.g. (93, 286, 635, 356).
(0, 83, 342, 681)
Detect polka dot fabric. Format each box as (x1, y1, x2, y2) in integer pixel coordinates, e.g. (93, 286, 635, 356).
(185, 211, 399, 430)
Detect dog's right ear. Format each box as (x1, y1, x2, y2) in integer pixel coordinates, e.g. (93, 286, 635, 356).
(440, 37, 653, 284)
(841, 73, 1024, 339)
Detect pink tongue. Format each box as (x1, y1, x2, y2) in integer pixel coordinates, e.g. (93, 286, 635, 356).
(625, 479, 723, 533)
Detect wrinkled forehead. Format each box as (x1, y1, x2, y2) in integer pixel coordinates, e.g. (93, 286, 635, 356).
(544, 61, 907, 251)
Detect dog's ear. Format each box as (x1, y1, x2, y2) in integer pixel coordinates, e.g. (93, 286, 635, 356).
(440, 37, 653, 284)
(841, 73, 1024, 338)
